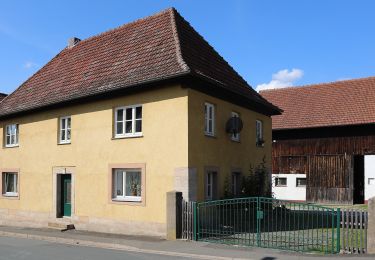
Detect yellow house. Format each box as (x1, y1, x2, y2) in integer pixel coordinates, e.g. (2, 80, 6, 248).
(0, 8, 280, 237)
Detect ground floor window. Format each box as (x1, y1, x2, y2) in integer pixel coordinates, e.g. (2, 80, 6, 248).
(2, 172, 18, 196)
(296, 177, 307, 187)
(205, 171, 218, 200)
(113, 169, 142, 202)
(231, 172, 241, 196)
(275, 177, 287, 187)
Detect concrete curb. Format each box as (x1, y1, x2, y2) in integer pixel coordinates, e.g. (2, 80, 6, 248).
(0, 231, 251, 260)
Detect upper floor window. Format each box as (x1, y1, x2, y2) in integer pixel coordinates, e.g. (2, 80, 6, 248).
(256, 120, 264, 147)
(231, 112, 240, 141)
(115, 105, 142, 138)
(204, 103, 215, 136)
(2, 172, 18, 197)
(5, 124, 19, 147)
(59, 116, 71, 144)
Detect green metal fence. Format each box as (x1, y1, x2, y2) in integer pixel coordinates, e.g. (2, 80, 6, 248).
(194, 197, 340, 254)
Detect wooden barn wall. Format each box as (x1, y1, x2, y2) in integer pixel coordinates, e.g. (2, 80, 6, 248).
(273, 135, 375, 157)
(272, 135, 375, 173)
(306, 155, 353, 204)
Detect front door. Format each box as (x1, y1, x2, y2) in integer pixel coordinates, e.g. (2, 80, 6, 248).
(62, 175, 71, 216)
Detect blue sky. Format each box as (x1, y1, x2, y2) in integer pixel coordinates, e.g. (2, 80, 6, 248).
(0, 0, 374, 94)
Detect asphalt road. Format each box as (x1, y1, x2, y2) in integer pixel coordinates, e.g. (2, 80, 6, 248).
(0, 236, 196, 260)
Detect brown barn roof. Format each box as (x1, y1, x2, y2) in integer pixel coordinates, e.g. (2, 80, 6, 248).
(0, 8, 280, 118)
(260, 77, 375, 130)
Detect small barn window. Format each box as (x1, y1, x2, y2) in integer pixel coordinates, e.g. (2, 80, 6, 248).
(275, 177, 287, 187)
(296, 177, 307, 187)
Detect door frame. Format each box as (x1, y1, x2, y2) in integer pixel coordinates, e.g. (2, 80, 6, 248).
(52, 167, 75, 218)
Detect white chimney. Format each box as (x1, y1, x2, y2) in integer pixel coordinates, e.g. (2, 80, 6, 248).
(68, 37, 81, 48)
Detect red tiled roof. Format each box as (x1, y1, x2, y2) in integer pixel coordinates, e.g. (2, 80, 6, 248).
(0, 93, 7, 101)
(260, 77, 375, 130)
(0, 8, 279, 118)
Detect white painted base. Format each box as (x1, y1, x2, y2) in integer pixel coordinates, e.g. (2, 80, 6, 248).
(272, 174, 306, 201)
(365, 155, 375, 201)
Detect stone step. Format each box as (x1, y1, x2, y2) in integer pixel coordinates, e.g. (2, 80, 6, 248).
(47, 222, 75, 231)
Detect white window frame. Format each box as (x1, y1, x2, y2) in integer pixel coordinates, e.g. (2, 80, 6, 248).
(5, 124, 19, 147)
(256, 120, 263, 146)
(113, 169, 142, 202)
(230, 112, 240, 141)
(206, 172, 213, 200)
(59, 116, 71, 144)
(204, 103, 215, 136)
(206, 171, 217, 200)
(2, 172, 18, 197)
(114, 105, 142, 138)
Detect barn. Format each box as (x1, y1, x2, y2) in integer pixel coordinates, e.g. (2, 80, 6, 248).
(260, 77, 375, 204)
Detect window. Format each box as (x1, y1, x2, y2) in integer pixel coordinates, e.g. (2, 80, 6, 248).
(231, 172, 241, 196)
(2, 172, 18, 196)
(113, 169, 142, 202)
(256, 120, 264, 147)
(231, 112, 240, 141)
(296, 177, 307, 187)
(368, 178, 375, 185)
(59, 116, 71, 144)
(115, 105, 142, 138)
(204, 103, 215, 136)
(275, 177, 287, 187)
(5, 124, 19, 147)
(206, 171, 217, 200)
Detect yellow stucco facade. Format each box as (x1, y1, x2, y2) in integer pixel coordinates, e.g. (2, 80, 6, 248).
(187, 88, 272, 201)
(0, 84, 271, 237)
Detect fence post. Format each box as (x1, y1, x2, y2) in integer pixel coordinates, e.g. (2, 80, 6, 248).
(256, 197, 260, 247)
(368, 197, 375, 254)
(336, 208, 341, 253)
(166, 191, 183, 240)
(193, 202, 198, 241)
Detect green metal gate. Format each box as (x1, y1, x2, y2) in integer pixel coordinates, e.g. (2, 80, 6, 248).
(194, 197, 340, 254)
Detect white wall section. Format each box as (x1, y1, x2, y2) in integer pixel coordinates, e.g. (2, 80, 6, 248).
(365, 155, 375, 201)
(272, 174, 306, 201)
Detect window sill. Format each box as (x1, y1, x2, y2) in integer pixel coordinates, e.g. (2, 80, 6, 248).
(1, 194, 19, 199)
(112, 198, 141, 202)
(110, 198, 144, 206)
(231, 138, 240, 143)
(204, 133, 216, 138)
(275, 185, 287, 188)
(4, 144, 19, 149)
(58, 141, 71, 145)
(112, 134, 143, 140)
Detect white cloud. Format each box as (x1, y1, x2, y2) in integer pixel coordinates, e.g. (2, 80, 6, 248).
(256, 68, 304, 91)
(23, 61, 37, 69)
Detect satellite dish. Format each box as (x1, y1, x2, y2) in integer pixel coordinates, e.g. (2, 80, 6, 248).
(226, 116, 243, 134)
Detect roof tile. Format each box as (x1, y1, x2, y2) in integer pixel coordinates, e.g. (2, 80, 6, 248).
(260, 77, 375, 130)
(0, 8, 278, 117)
